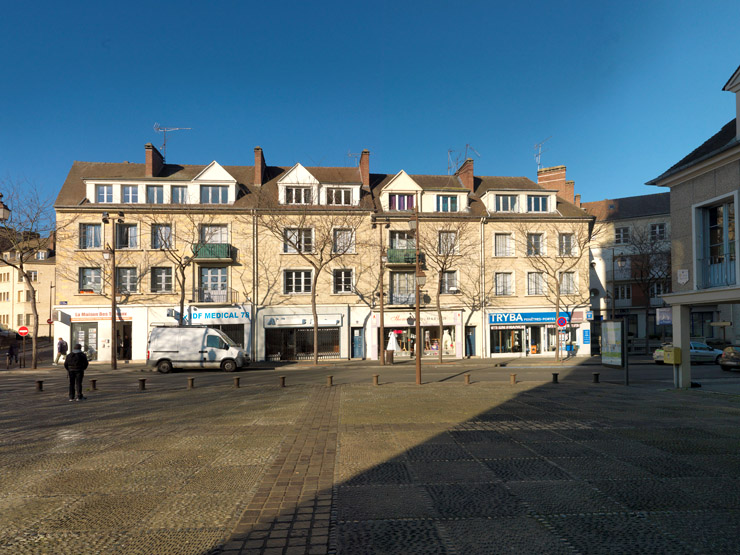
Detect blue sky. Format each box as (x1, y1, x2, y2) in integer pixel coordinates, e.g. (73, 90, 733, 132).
(1, 1, 739, 203)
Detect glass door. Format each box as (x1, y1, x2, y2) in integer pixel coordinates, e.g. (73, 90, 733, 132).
(199, 267, 227, 302)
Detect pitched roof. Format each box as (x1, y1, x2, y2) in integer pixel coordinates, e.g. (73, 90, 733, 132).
(581, 192, 670, 221)
(646, 119, 738, 185)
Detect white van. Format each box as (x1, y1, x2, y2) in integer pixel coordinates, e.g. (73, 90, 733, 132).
(147, 326, 248, 373)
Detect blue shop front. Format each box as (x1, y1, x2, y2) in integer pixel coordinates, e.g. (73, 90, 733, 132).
(487, 310, 590, 357)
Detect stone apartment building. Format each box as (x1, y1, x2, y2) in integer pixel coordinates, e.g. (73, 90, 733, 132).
(52, 144, 594, 363)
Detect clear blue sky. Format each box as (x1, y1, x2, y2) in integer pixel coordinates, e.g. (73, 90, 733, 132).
(1, 1, 739, 203)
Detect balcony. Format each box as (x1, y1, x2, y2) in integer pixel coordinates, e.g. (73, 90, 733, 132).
(386, 248, 418, 265)
(193, 287, 240, 304)
(699, 257, 736, 289)
(193, 243, 233, 260)
(389, 292, 415, 306)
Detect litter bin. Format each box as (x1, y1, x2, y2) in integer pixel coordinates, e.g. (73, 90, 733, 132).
(385, 350, 394, 365)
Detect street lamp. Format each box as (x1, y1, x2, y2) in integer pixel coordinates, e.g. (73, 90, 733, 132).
(0, 194, 10, 222)
(102, 211, 124, 370)
(409, 197, 425, 385)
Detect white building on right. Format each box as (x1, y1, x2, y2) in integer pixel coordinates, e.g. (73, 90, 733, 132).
(646, 63, 740, 387)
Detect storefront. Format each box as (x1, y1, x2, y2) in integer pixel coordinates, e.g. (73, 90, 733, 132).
(180, 304, 252, 351)
(263, 314, 343, 361)
(488, 310, 590, 357)
(369, 310, 464, 360)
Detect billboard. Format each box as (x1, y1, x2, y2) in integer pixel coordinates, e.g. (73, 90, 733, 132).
(602, 320, 624, 368)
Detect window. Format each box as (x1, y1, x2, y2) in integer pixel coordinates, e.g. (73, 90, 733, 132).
(650, 223, 667, 241)
(440, 271, 457, 294)
(389, 194, 415, 211)
(699, 200, 736, 288)
(390, 271, 415, 304)
(200, 224, 228, 244)
(390, 230, 415, 250)
(151, 267, 172, 293)
(147, 185, 164, 204)
(615, 284, 631, 300)
(494, 233, 513, 257)
(326, 188, 352, 205)
(333, 269, 353, 293)
(496, 195, 517, 212)
(200, 267, 228, 302)
(116, 267, 138, 293)
(115, 224, 138, 249)
(79, 268, 102, 293)
(527, 233, 543, 256)
(527, 272, 545, 295)
(436, 195, 458, 212)
(559, 233, 574, 256)
(332, 229, 354, 254)
(35, 252, 46, 260)
(151, 224, 172, 249)
(96, 185, 112, 203)
(285, 187, 311, 205)
(171, 186, 188, 204)
(495, 272, 512, 295)
(527, 195, 548, 212)
(284, 270, 312, 294)
(615, 227, 630, 244)
(80, 223, 102, 249)
(560, 272, 576, 295)
(122, 185, 138, 203)
(17, 314, 23, 327)
(438, 231, 457, 255)
(284, 228, 313, 253)
(200, 185, 228, 204)
(650, 282, 668, 298)
(19, 271, 37, 283)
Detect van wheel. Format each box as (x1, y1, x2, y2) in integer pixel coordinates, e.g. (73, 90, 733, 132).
(221, 359, 237, 372)
(157, 360, 173, 374)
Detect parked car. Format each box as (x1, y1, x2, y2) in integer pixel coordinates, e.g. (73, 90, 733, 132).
(147, 326, 248, 373)
(719, 346, 740, 371)
(653, 341, 723, 365)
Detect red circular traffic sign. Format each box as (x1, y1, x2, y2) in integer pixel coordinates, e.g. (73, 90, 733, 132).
(556, 317, 568, 327)
(47, 318, 53, 324)
(18, 326, 29, 336)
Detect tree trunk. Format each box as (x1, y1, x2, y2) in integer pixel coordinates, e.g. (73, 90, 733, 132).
(178, 266, 187, 325)
(311, 270, 319, 365)
(436, 277, 443, 364)
(27, 275, 38, 369)
(555, 289, 561, 363)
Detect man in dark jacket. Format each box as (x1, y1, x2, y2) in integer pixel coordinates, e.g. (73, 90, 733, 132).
(55, 337, 68, 364)
(64, 344, 89, 401)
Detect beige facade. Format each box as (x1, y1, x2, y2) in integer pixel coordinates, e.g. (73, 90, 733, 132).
(0, 248, 55, 337)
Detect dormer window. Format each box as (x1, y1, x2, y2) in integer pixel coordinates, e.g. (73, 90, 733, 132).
(35, 251, 47, 260)
(527, 195, 548, 212)
(326, 188, 351, 206)
(147, 185, 164, 204)
(436, 195, 458, 213)
(96, 185, 113, 203)
(389, 194, 415, 211)
(172, 186, 188, 204)
(496, 195, 517, 212)
(200, 185, 228, 204)
(122, 185, 138, 203)
(286, 187, 311, 205)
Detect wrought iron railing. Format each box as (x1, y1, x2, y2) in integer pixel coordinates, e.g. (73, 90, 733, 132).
(387, 248, 417, 264)
(699, 256, 736, 288)
(194, 287, 239, 303)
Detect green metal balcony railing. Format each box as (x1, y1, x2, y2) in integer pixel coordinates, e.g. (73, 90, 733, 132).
(192, 243, 233, 259)
(386, 248, 417, 264)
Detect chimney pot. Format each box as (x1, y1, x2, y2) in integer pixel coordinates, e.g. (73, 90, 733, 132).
(145, 143, 164, 177)
(359, 149, 370, 190)
(455, 158, 475, 192)
(254, 146, 266, 186)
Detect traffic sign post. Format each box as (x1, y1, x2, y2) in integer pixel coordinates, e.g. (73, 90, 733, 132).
(18, 326, 29, 368)
(556, 317, 568, 327)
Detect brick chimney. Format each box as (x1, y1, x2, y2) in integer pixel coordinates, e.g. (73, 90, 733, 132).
(537, 165, 575, 204)
(359, 149, 370, 190)
(145, 143, 164, 177)
(574, 193, 581, 208)
(254, 146, 266, 186)
(455, 158, 475, 192)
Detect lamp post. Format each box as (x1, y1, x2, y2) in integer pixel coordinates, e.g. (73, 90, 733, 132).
(378, 220, 386, 365)
(0, 193, 11, 222)
(611, 249, 626, 320)
(409, 196, 426, 385)
(102, 211, 124, 370)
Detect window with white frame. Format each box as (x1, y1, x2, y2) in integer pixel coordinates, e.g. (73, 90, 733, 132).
(615, 227, 630, 244)
(200, 224, 228, 244)
(285, 186, 311, 205)
(527, 233, 543, 256)
(332, 229, 354, 254)
(440, 271, 457, 293)
(115, 224, 138, 249)
(96, 185, 113, 203)
(438, 231, 458, 255)
(284, 228, 313, 253)
(436, 195, 458, 212)
(496, 195, 517, 212)
(80, 224, 101, 249)
(122, 185, 138, 203)
(559, 233, 574, 256)
(389, 194, 414, 211)
(390, 230, 415, 250)
(495, 272, 512, 295)
(326, 188, 352, 205)
(17, 314, 23, 326)
(615, 284, 631, 300)
(527, 272, 545, 295)
(35, 251, 46, 260)
(151, 267, 172, 293)
(650, 282, 668, 298)
(200, 185, 228, 204)
(333, 269, 353, 293)
(494, 233, 513, 257)
(147, 185, 164, 204)
(527, 195, 548, 212)
(79, 267, 101, 293)
(284, 270, 312, 294)
(116, 267, 138, 293)
(151, 224, 172, 249)
(19, 270, 38, 283)
(650, 223, 667, 241)
(390, 271, 415, 304)
(171, 186, 188, 204)
(560, 272, 576, 295)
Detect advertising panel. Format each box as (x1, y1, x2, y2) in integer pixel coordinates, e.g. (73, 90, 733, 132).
(602, 321, 623, 368)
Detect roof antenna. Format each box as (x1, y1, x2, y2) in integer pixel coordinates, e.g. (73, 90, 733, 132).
(153, 123, 192, 162)
(346, 150, 360, 167)
(534, 136, 551, 170)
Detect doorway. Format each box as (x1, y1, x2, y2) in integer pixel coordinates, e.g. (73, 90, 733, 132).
(71, 322, 98, 361)
(116, 322, 132, 360)
(528, 326, 543, 354)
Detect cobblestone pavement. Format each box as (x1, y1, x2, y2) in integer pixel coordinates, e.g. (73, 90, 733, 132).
(1, 365, 739, 554)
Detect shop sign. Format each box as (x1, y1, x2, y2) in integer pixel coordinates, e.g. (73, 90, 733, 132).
(656, 307, 672, 325)
(583, 330, 591, 344)
(264, 314, 343, 328)
(186, 305, 250, 324)
(68, 308, 134, 322)
(488, 312, 570, 325)
(570, 311, 584, 323)
(380, 311, 460, 327)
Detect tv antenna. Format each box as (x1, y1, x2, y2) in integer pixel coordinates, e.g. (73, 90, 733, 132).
(534, 136, 551, 170)
(448, 144, 481, 174)
(153, 123, 192, 161)
(346, 150, 360, 167)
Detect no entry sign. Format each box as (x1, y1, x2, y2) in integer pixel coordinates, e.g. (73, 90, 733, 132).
(18, 326, 29, 336)
(556, 317, 568, 327)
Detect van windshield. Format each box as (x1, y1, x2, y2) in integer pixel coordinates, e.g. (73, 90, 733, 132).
(215, 330, 237, 347)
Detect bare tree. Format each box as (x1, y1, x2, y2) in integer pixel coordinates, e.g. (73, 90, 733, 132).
(0, 180, 55, 368)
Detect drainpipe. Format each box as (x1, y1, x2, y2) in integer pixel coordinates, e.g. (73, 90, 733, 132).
(480, 215, 488, 358)
(347, 304, 351, 360)
(252, 208, 258, 363)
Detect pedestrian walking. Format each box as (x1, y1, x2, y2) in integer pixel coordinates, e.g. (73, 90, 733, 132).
(6, 342, 18, 369)
(64, 343, 89, 402)
(55, 337, 68, 365)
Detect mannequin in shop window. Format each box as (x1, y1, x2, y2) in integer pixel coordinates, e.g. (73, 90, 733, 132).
(442, 329, 452, 353)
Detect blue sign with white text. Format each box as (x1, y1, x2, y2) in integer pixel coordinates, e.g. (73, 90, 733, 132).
(489, 312, 570, 325)
(583, 330, 591, 344)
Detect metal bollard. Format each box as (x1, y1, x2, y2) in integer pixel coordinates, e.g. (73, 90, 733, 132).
(464, 373, 471, 385)
(372, 374, 379, 386)
(233, 377, 240, 388)
(327, 375, 333, 387)
(35, 380, 43, 392)
(552, 372, 559, 384)
(138, 378, 147, 391)
(187, 377, 195, 389)
(592, 372, 600, 384)
(90, 379, 97, 391)
(510, 373, 517, 385)
(279, 376, 286, 388)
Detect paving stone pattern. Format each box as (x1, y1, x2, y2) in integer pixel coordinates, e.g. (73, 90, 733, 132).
(1, 369, 739, 553)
